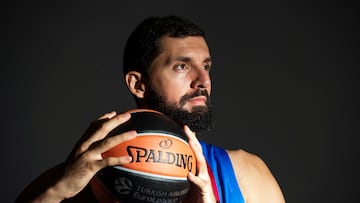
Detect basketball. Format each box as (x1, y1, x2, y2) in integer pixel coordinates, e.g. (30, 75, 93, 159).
(92, 109, 196, 203)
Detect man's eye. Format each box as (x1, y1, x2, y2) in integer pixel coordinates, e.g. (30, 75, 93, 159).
(204, 64, 211, 71)
(174, 64, 187, 71)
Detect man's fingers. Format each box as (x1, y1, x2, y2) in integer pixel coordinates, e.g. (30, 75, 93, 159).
(189, 139, 208, 176)
(99, 155, 133, 168)
(92, 130, 137, 156)
(97, 111, 117, 120)
(93, 112, 131, 141)
(79, 112, 131, 153)
(184, 125, 207, 175)
(71, 130, 136, 174)
(184, 125, 202, 152)
(92, 130, 136, 169)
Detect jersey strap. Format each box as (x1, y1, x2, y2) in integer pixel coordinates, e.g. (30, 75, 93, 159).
(207, 162, 221, 202)
(200, 141, 245, 203)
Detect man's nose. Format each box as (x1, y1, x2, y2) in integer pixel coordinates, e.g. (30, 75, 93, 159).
(190, 67, 211, 89)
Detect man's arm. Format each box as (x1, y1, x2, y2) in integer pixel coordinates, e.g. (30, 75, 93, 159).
(227, 149, 286, 203)
(15, 163, 68, 203)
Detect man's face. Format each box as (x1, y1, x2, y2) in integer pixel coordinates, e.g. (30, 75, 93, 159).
(144, 36, 214, 133)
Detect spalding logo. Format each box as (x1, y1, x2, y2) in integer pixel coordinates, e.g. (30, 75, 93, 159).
(159, 138, 173, 148)
(126, 146, 194, 172)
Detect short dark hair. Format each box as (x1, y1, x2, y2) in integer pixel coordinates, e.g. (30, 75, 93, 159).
(122, 15, 206, 76)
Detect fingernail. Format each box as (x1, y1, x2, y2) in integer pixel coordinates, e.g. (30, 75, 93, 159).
(125, 156, 132, 162)
(127, 130, 137, 137)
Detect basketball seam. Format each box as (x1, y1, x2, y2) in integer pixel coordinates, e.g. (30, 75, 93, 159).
(136, 132, 189, 145)
(112, 166, 188, 181)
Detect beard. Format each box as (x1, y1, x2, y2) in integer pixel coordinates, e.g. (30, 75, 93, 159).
(144, 85, 215, 134)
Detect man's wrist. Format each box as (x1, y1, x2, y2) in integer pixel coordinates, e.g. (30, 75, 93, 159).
(33, 180, 68, 203)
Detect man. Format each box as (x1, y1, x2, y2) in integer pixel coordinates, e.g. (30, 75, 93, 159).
(16, 15, 285, 203)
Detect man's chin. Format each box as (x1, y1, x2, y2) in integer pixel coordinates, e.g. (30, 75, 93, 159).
(165, 107, 214, 133)
(144, 86, 214, 133)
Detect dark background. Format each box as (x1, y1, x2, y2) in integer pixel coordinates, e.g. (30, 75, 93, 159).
(1, 1, 358, 202)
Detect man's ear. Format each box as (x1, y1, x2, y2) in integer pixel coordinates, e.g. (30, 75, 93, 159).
(125, 71, 146, 99)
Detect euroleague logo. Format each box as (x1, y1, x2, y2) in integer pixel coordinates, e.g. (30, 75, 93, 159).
(114, 177, 133, 195)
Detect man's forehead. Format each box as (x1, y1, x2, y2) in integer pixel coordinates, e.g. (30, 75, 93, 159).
(160, 35, 207, 48)
(158, 36, 211, 59)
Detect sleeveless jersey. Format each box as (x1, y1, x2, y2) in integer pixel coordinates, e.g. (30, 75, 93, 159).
(200, 141, 245, 203)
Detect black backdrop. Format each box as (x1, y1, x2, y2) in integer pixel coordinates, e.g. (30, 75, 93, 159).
(1, 1, 358, 202)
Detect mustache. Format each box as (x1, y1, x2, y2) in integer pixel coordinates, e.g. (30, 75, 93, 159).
(179, 89, 209, 106)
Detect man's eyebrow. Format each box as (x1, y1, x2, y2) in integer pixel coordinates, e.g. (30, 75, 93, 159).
(165, 56, 212, 64)
(204, 57, 212, 64)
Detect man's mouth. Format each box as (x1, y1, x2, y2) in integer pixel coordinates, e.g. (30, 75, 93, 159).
(187, 96, 207, 106)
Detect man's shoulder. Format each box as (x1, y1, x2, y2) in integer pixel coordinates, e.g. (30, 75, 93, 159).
(226, 149, 270, 178)
(201, 142, 271, 176)
(226, 149, 264, 167)
(225, 149, 286, 203)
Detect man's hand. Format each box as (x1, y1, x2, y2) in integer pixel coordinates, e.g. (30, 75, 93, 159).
(16, 111, 137, 203)
(182, 125, 217, 203)
(59, 111, 137, 199)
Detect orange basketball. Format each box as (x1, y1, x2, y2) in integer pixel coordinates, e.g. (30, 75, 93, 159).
(92, 109, 196, 203)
